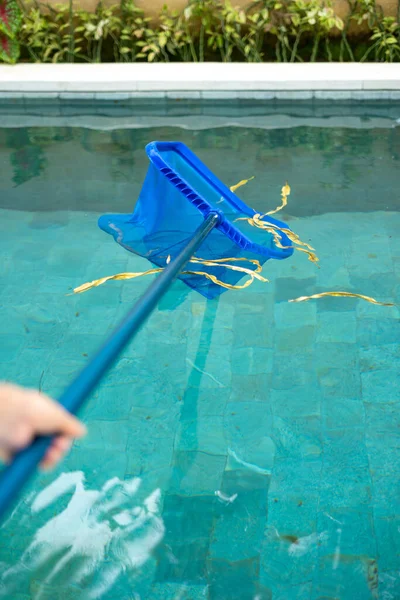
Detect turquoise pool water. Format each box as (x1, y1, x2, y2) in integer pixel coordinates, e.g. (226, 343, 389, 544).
(0, 110, 399, 599)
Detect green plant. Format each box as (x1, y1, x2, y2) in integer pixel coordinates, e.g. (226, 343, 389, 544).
(20, 5, 79, 62)
(76, 3, 120, 62)
(0, 0, 22, 63)
(116, 0, 152, 62)
(217, 1, 270, 62)
(288, 0, 344, 61)
(363, 16, 400, 60)
(3, 0, 400, 65)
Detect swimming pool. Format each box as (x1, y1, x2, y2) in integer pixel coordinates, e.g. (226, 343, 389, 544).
(0, 100, 399, 599)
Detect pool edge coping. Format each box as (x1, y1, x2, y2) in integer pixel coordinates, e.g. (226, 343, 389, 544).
(0, 63, 400, 97)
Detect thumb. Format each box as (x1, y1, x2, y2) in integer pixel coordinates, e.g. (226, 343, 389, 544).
(28, 392, 87, 438)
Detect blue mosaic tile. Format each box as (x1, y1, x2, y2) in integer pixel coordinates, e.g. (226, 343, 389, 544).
(274, 277, 317, 303)
(322, 429, 369, 469)
(192, 356, 232, 389)
(366, 433, 400, 478)
(9, 347, 54, 387)
(147, 312, 191, 347)
(361, 369, 400, 404)
(151, 583, 209, 599)
(0, 333, 25, 364)
(108, 559, 157, 600)
(379, 570, 400, 598)
(273, 416, 322, 460)
(180, 387, 229, 419)
(224, 401, 273, 441)
(175, 416, 227, 455)
(231, 347, 273, 376)
(207, 557, 262, 600)
(261, 521, 319, 587)
(316, 295, 358, 313)
(360, 344, 400, 373)
(323, 398, 365, 430)
(225, 404, 274, 472)
(41, 357, 84, 390)
(211, 484, 268, 561)
(272, 350, 316, 390)
(156, 541, 210, 584)
(64, 447, 127, 488)
(230, 373, 271, 403)
(236, 290, 274, 314)
(155, 494, 216, 585)
(371, 474, 400, 517)
(350, 272, 397, 301)
(265, 582, 311, 600)
(234, 314, 273, 348)
(274, 325, 316, 352)
(75, 418, 129, 452)
(269, 458, 322, 496)
(274, 301, 317, 329)
(162, 494, 216, 541)
(313, 557, 378, 600)
(0, 306, 33, 334)
(84, 381, 159, 421)
(374, 516, 400, 572)
(319, 367, 361, 399)
(54, 333, 107, 361)
(364, 402, 400, 433)
(317, 508, 376, 557)
(317, 311, 357, 343)
(169, 451, 227, 496)
(75, 279, 123, 308)
(270, 386, 321, 419)
(319, 467, 372, 508)
(357, 318, 400, 347)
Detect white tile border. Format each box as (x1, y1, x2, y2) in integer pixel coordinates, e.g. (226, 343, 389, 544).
(0, 63, 399, 94)
(0, 89, 399, 103)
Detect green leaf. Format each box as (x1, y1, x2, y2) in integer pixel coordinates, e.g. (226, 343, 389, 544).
(0, 0, 22, 39)
(0, 34, 19, 62)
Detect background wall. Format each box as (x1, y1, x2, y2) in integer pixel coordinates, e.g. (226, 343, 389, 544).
(59, 0, 398, 24)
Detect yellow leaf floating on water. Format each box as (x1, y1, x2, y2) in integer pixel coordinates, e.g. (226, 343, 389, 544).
(229, 176, 255, 194)
(190, 257, 267, 282)
(229, 177, 289, 216)
(73, 268, 164, 294)
(73, 257, 268, 294)
(289, 291, 395, 307)
(290, 245, 319, 267)
(266, 182, 290, 216)
(183, 270, 255, 291)
(236, 195, 320, 267)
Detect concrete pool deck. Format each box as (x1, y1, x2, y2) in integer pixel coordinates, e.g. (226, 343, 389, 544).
(0, 63, 399, 98)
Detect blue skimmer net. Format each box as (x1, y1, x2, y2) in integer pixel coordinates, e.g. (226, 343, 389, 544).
(98, 141, 293, 299)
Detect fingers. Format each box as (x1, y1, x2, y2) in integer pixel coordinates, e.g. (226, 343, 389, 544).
(27, 391, 87, 439)
(0, 448, 11, 465)
(0, 383, 87, 470)
(40, 435, 72, 471)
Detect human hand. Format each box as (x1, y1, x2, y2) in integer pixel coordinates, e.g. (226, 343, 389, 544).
(0, 383, 86, 470)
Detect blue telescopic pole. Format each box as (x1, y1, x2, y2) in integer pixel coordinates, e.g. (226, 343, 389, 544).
(0, 212, 219, 521)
